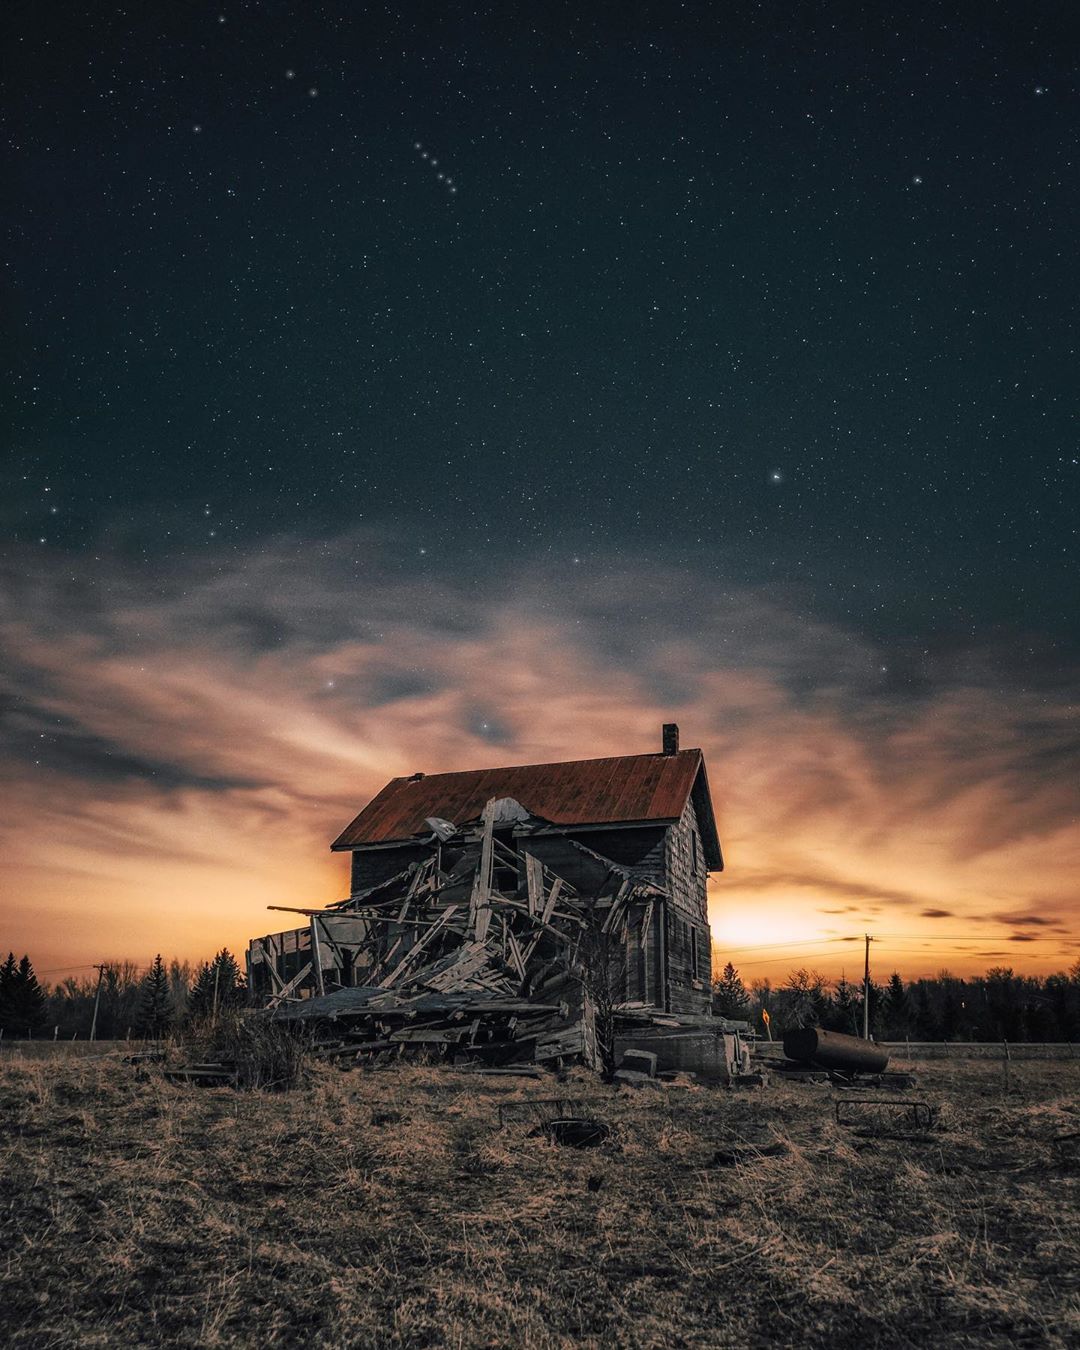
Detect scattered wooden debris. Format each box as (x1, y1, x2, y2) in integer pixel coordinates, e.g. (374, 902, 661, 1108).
(164, 1061, 238, 1087)
(256, 798, 686, 1072)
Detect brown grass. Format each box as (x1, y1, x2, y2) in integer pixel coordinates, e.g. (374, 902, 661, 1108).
(0, 1053, 1077, 1348)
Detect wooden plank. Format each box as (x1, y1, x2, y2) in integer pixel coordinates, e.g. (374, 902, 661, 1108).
(369, 936, 404, 985)
(469, 799, 498, 942)
(251, 939, 287, 994)
(419, 941, 491, 992)
(380, 905, 459, 989)
(309, 917, 326, 997)
(521, 878, 567, 966)
(266, 961, 313, 1007)
(524, 852, 544, 917)
(506, 927, 527, 982)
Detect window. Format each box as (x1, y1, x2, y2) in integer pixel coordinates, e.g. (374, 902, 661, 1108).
(691, 926, 699, 980)
(691, 828, 699, 875)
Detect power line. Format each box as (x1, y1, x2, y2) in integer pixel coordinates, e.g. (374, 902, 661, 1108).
(735, 948, 860, 967)
(32, 963, 106, 976)
(712, 937, 860, 953)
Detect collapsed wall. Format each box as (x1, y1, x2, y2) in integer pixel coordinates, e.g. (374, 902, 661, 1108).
(247, 797, 670, 1070)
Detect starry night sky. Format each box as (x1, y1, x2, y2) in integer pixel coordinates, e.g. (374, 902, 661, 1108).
(2, 4, 1078, 978)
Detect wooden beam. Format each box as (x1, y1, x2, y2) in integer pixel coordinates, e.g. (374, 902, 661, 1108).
(380, 905, 459, 989)
(469, 799, 498, 942)
(250, 939, 287, 994)
(266, 962, 313, 1007)
(309, 917, 326, 997)
(525, 852, 544, 917)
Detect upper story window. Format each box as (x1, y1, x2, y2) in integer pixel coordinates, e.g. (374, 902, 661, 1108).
(691, 827, 699, 875)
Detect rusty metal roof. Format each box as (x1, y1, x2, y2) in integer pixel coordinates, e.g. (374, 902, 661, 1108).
(331, 749, 723, 869)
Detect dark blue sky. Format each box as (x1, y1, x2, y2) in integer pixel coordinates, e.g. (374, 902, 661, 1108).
(4, 2, 1077, 662)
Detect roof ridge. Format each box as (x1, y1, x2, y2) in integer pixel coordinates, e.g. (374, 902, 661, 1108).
(383, 747, 702, 783)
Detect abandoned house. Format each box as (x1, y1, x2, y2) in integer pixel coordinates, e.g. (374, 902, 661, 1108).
(247, 724, 725, 1069)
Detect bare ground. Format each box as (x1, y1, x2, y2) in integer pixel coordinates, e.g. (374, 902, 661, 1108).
(0, 1052, 1077, 1348)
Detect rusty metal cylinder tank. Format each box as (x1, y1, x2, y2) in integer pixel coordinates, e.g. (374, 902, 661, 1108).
(782, 1027, 889, 1074)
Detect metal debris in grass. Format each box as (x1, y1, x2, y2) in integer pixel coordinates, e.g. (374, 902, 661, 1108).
(544, 1117, 611, 1148)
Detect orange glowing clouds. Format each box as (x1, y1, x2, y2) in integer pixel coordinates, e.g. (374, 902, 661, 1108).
(0, 537, 1077, 981)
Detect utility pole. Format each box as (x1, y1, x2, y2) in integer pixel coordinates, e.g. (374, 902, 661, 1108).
(89, 963, 107, 1042)
(862, 934, 872, 1041)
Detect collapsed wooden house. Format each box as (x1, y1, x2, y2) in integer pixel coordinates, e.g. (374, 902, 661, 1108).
(247, 724, 725, 1069)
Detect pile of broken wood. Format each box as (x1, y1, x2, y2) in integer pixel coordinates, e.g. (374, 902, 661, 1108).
(267, 797, 665, 1071)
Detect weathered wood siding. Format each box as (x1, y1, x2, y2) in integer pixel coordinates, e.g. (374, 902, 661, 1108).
(663, 799, 712, 1014)
(520, 825, 665, 894)
(351, 843, 429, 895)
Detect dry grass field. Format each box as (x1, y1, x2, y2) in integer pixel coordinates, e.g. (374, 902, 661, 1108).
(1, 1050, 1077, 1349)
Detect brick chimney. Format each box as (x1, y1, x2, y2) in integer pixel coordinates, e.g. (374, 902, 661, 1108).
(662, 723, 679, 756)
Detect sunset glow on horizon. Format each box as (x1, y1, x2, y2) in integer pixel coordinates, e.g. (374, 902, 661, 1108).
(2, 542, 1076, 988)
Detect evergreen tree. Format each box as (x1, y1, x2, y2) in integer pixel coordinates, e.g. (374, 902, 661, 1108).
(137, 955, 173, 1037)
(883, 972, 910, 1038)
(826, 976, 861, 1035)
(4, 957, 47, 1037)
(211, 949, 245, 1009)
(186, 950, 245, 1020)
(712, 962, 751, 1019)
(0, 953, 17, 1035)
(186, 962, 216, 1019)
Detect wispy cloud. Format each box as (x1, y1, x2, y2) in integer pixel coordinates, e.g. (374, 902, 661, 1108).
(2, 534, 1077, 975)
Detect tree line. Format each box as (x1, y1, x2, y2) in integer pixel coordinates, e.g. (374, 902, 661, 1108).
(712, 960, 1080, 1043)
(6, 948, 1080, 1044)
(0, 951, 247, 1040)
